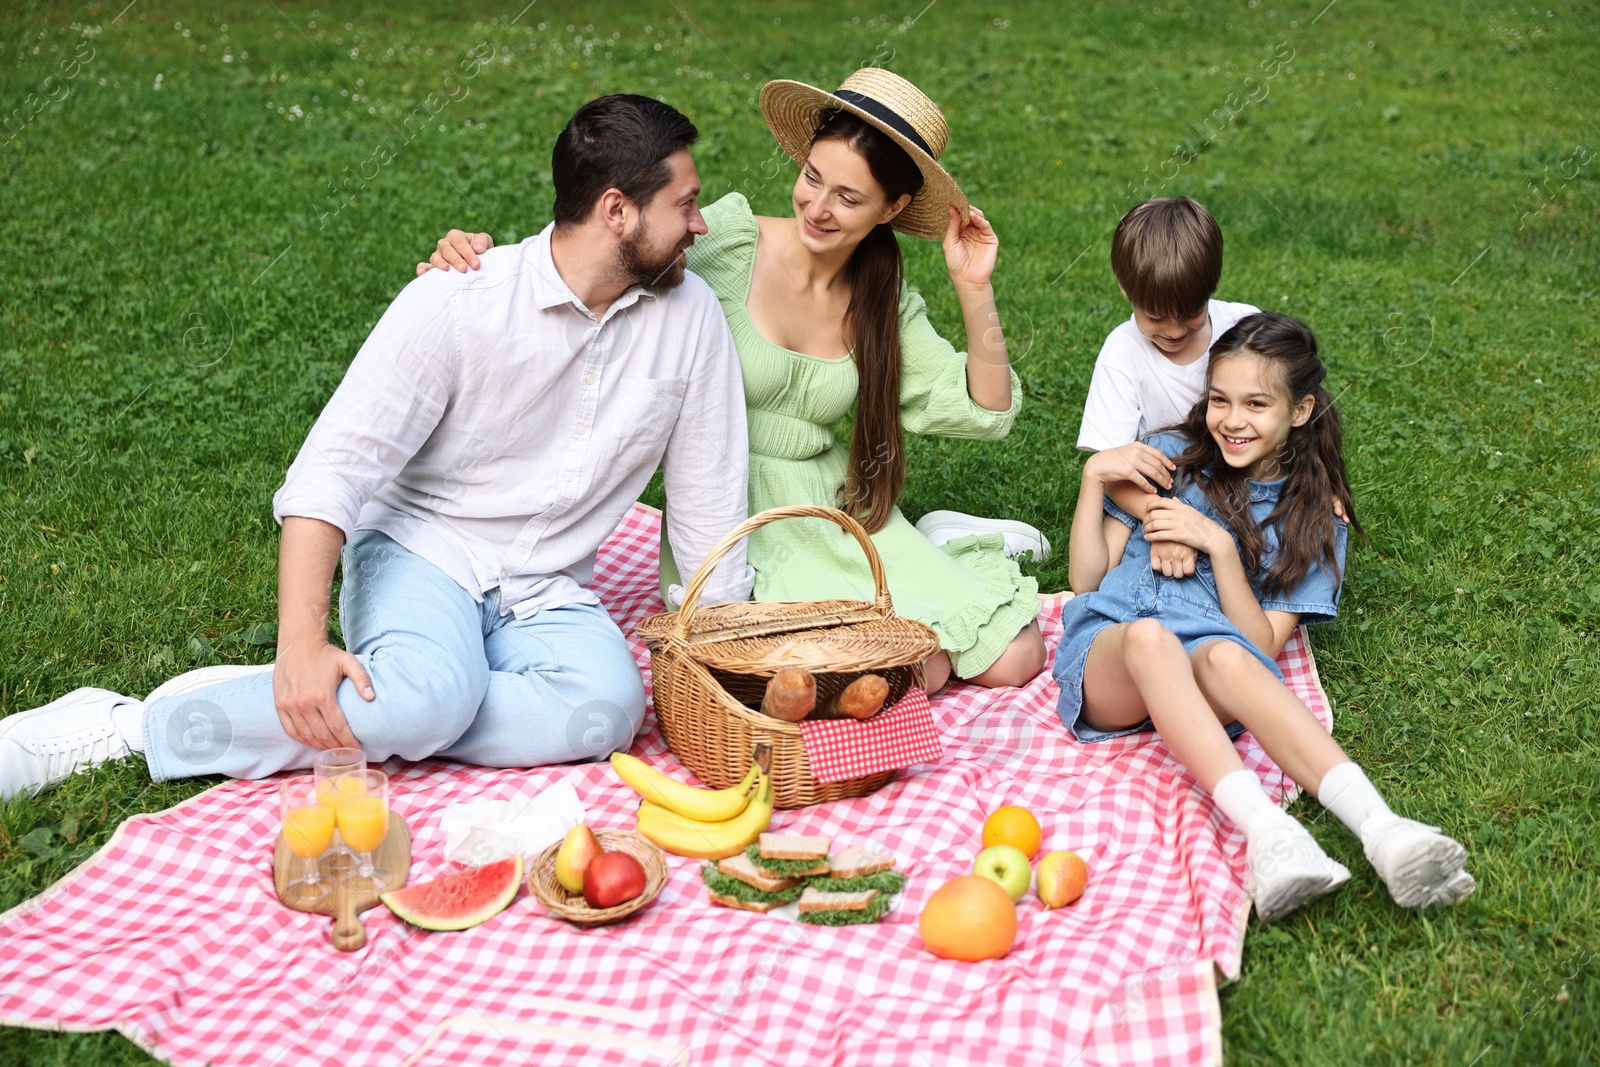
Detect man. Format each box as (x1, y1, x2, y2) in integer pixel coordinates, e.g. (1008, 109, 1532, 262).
(0, 94, 752, 799)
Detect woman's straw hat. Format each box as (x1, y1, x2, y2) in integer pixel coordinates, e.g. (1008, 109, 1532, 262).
(758, 68, 966, 241)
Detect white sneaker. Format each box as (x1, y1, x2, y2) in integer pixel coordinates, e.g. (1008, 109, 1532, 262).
(145, 663, 274, 704)
(1248, 821, 1352, 922)
(914, 510, 1052, 562)
(0, 688, 136, 800)
(1421, 868, 1478, 909)
(1361, 814, 1472, 909)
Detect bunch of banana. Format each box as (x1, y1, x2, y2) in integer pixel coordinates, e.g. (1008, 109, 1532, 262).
(635, 773, 774, 860)
(612, 747, 775, 860)
(610, 753, 760, 821)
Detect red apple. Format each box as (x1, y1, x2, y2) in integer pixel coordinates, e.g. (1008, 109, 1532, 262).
(583, 850, 647, 908)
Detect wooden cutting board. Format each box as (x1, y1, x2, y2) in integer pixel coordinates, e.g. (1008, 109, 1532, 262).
(273, 815, 411, 951)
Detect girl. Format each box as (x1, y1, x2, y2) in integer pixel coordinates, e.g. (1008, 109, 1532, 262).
(1057, 311, 1474, 920)
(420, 70, 1046, 692)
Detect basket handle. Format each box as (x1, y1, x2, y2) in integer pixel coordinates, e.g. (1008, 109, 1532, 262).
(672, 505, 893, 643)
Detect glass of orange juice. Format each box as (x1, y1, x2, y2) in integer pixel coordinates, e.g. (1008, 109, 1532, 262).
(314, 748, 366, 873)
(314, 748, 365, 802)
(278, 776, 336, 904)
(334, 768, 390, 892)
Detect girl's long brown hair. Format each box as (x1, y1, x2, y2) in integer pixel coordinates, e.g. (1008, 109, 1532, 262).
(810, 110, 924, 533)
(1170, 311, 1362, 598)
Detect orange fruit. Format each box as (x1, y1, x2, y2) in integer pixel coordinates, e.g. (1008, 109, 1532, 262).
(982, 805, 1042, 860)
(919, 875, 1018, 961)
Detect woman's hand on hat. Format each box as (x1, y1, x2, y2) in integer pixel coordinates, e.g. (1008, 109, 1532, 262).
(417, 229, 494, 276)
(943, 204, 998, 292)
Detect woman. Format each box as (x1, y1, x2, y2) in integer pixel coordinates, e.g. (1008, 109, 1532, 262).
(422, 71, 1044, 691)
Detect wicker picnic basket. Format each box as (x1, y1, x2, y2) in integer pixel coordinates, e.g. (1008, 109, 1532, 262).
(638, 505, 941, 810)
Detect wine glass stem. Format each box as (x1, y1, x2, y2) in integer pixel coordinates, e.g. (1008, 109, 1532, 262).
(302, 856, 320, 885)
(358, 852, 374, 879)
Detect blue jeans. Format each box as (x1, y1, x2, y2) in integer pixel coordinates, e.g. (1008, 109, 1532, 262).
(142, 530, 646, 781)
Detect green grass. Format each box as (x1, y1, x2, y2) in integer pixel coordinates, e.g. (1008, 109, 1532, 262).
(1, 0, 1597, 1062)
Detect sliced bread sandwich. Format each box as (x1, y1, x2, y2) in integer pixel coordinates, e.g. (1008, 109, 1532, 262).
(796, 886, 889, 925)
(707, 889, 785, 914)
(750, 834, 832, 877)
(797, 887, 879, 914)
(828, 846, 896, 880)
(702, 852, 808, 913)
(717, 852, 801, 893)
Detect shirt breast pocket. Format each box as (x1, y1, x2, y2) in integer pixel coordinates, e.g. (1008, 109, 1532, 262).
(608, 376, 687, 473)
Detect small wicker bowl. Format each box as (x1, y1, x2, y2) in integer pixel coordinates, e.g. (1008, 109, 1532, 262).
(528, 830, 668, 928)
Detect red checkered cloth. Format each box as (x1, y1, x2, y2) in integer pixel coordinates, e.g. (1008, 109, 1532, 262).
(0, 503, 1335, 1067)
(797, 686, 943, 782)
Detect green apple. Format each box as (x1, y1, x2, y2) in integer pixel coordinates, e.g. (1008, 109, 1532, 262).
(972, 844, 1031, 903)
(554, 823, 602, 894)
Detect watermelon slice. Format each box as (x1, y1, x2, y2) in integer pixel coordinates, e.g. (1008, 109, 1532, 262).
(380, 855, 523, 931)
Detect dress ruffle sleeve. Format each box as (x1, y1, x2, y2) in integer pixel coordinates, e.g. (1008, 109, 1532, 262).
(896, 288, 1022, 440)
(685, 193, 759, 323)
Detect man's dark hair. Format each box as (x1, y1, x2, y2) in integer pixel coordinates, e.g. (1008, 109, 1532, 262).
(551, 94, 698, 227)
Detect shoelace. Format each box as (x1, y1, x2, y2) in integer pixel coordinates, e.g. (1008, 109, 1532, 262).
(36, 726, 122, 785)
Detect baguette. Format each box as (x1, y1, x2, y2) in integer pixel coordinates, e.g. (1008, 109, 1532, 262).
(760, 668, 816, 722)
(820, 674, 890, 720)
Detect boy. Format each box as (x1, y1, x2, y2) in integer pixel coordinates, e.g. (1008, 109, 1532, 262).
(1078, 197, 1258, 577)
(1078, 196, 1258, 452)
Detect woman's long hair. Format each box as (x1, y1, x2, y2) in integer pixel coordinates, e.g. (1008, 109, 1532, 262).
(1170, 311, 1362, 597)
(810, 109, 924, 533)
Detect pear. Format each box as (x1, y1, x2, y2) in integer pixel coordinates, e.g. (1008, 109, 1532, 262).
(554, 823, 603, 894)
(1035, 850, 1089, 909)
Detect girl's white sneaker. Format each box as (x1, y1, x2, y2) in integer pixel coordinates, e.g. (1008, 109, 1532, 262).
(0, 688, 136, 800)
(914, 510, 1052, 562)
(1248, 821, 1352, 922)
(1360, 814, 1474, 909)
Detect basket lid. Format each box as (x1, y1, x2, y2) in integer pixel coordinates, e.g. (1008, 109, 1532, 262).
(638, 599, 940, 675)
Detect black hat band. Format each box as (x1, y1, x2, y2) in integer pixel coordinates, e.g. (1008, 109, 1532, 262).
(828, 89, 936, 159)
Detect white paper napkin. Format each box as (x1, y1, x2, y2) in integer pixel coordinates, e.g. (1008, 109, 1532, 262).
(440, 778, 587, 866)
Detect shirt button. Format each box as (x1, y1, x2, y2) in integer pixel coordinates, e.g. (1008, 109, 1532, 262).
(584, 374, 595, 385)
(575, 426, 587, 437)
(565, 472, 576, 482)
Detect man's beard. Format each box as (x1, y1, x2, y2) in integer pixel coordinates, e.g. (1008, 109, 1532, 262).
(617, 223, 689, 290)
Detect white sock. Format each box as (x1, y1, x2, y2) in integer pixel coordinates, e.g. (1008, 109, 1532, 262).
(110, 699, 148, 753)
(1212, 769, 1295, 838)
(1316, 762, 1393, 837)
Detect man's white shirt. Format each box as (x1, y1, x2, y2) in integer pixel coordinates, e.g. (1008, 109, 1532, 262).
(273, 223, 754, 616)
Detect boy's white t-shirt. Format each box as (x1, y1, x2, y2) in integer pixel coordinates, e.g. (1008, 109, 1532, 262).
(1076, 299, 1260, 451)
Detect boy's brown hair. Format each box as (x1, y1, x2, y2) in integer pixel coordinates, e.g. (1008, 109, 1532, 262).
(1110, 197, 1223, 319)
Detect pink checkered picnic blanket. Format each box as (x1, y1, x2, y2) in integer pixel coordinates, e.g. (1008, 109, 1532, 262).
(797, 686, 944, 782)
(0, 503, 1333, 1066)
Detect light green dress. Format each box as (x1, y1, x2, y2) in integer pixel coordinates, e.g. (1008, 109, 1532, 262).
(661, 193, 1040, 676)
